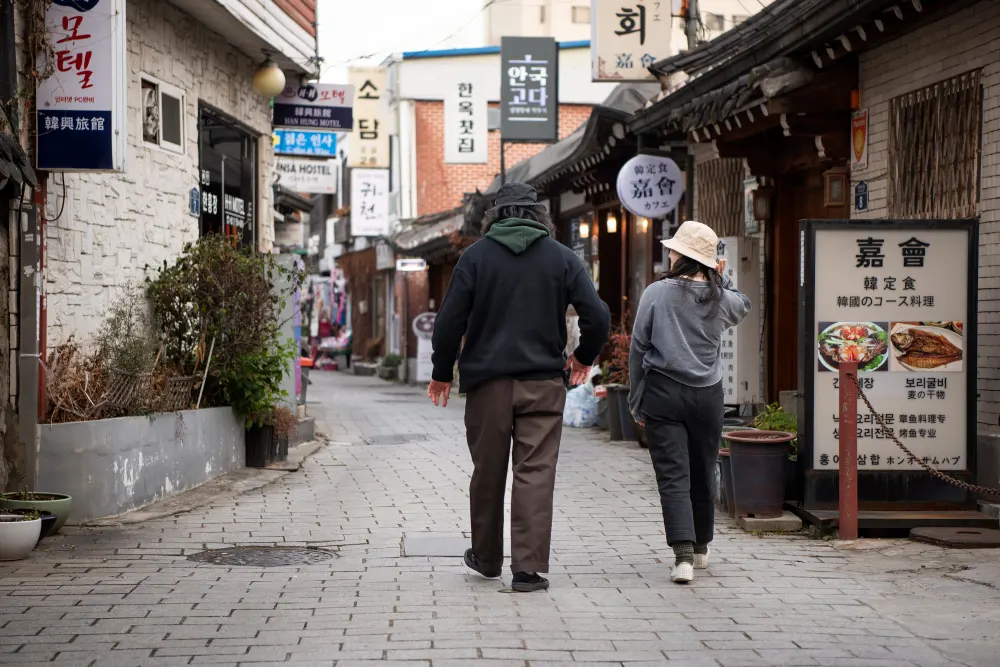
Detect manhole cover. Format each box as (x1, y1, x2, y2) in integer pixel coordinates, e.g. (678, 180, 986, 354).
(187, 546, 337, 567)
(363, 434, 429, 445)
(910, 527, 1000, 548)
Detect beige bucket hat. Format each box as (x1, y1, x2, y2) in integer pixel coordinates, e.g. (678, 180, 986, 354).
(661, 220, 718, 268)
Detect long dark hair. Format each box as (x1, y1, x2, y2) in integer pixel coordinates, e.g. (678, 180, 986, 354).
(481, 204, 554, 234)
(660, 254, 724, 319)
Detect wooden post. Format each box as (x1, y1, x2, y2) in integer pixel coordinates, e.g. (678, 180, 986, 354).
(838, 361, 859, 540)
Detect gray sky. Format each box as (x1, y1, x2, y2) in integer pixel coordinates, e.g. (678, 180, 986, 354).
(317, 0, 486, 83)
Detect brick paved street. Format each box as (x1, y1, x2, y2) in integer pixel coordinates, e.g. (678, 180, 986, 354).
(2, 372, 999, 667)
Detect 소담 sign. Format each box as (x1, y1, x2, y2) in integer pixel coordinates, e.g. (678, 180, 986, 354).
(800, 220, 977, 505)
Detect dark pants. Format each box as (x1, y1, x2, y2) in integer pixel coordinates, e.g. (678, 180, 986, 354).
(464, 377, 566, 573)
(642, 372, 724, 546)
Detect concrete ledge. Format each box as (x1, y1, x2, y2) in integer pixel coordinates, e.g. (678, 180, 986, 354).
(39, 408, 245, 522)
(736, 511, 803, 533)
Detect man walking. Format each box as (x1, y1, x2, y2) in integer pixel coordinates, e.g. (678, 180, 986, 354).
(427, 182, 611, 592)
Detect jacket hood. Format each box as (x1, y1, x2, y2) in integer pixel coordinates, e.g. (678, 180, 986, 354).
(485, 217, 551, 254)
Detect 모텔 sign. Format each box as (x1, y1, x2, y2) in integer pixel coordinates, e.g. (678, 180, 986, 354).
(274, 83, 355, 131)
(500, 37, 559, 143)
(799, 219, 978, 506)
(36, 0, 127, 171)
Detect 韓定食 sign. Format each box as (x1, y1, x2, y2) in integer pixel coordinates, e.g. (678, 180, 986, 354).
(444, 81, 488, 164)
(274, 129, 337, 158)
(348, 67, 389, 168)
(591, 0, 671, 82)
(36, 0, 127, 171)
(500, 37, 559, 143)
(616, 154, 683, 218)
(350, 169, 390, 237)
(274, 83, 355, 131)
(276, 157, 339, 194)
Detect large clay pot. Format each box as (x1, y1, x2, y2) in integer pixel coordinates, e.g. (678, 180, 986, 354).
(724, 430, 796, 519)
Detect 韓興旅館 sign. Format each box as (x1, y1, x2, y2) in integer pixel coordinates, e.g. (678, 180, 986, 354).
(799, 219, 978, 508)
(274, 83, 355, 131)
(36, 0, 128, 171)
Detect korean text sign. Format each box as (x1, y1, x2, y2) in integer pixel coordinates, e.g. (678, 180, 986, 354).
(36, 0, 127, 171)
(274, 83, 355, 131)
(803, 221, 976, 474)
(276, 157, 339, 194)
(274, 129, 337, 158)
(616, 154, 683, 217)
(500, 37, 559, 143)
(591, 0, 671, 82)
(444, 82, 488, 164)
(717, 237, 739, 402)
(350, 169, 390, 237)
(348, 68, 389, 168)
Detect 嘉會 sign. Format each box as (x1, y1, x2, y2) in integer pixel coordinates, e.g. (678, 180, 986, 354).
(347, 67, 389, 168)
(274, 83, 355, 130)
(591, 0, 671, 82)
(500, 37, 559, 143)
(616, 154, 683, 218)
(274, 129, 337, 158)
(444, 81, 488, 164)
(800, 219, 977, 505)
(350, 168, 390, 237)
(276, 157, 339, 194)
(36, 0, 127, 171)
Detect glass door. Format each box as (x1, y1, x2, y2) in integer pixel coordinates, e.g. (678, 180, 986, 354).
(198, 106, 258, 248)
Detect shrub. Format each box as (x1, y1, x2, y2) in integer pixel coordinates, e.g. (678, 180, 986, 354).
(381, 354, 403, 368)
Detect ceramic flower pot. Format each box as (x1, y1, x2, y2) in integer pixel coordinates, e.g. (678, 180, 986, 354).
(0, 493, 73, 534)
(0, 515, 41, 561)
(724, 430, 796, 519)
(2, 509, 56, 544)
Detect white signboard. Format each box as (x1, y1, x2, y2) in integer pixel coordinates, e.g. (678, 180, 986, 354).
(811, 227, 970, 471)
(348, 67, 390, 168)
(444, 82, 488, 164)
(617, 155, 683, 218)
(717, 237, 739, 403)
(350, 168, 391, 237)
(276, 157, 339, 194)
(375, 241, 395, 271)
(36, 0, 127, 171)
(412, 312, 436, 383)
(591, 0, 672, 82)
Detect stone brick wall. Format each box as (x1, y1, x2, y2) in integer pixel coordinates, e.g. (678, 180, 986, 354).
(852, 1, 1000, 436)
(44, 0, 275, 346)
(413, 101, 593, 216)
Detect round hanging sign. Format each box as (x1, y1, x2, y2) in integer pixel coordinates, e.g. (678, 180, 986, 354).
(616, 154, 684, 218)
(412, 312, 436, 341)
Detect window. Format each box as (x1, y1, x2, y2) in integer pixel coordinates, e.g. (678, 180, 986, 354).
(732, 14, 749, 25)
(572, 6, 591, 23)
(702, 12, 725, 32)
(888, 70, 982, 219)
(198, 106, 258, 248)
(487, 107, 501, 132)
(140, 76, 185, 153)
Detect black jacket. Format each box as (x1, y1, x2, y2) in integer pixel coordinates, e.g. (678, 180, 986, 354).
(431, 228, 611, 394)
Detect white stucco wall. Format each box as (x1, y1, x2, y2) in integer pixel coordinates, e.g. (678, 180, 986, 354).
(851, 1, 1000, 435)
(44, 0, 276, 345)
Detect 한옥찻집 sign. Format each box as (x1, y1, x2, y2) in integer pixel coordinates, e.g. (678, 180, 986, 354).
(800, 219, 977, 505)
(36, 0, 127, 171)
(444, 81, 488, 164)
(274, 129, 337, 158)
(616, 154, 683, 218)
(274, 83, 355, 131)
(591, 0, 671, 82)
(500, 37, 559, 143)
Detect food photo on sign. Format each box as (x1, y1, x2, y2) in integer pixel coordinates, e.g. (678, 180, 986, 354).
(889, 322, 964, 372)
(816, 322, 889, 373)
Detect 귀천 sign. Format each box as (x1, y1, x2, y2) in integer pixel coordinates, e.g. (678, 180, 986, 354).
(500, 37, 559, 143)
(801, 220, 977, 493)
(36, 0, 127, 171)
(348, 67, 389, 168)
(617, 154, 683, 218)
(591, 0, 671, 82)
(274, 129, 337, 158)
(275, 157, 339, 194)
(274, 83, 355, 131)
(350, 169, 390, 237)
(444, 82, 488, 164)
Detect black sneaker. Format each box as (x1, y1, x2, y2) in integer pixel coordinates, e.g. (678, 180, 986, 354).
(511, 572, 549, 592)
(464, 549, 501, 579)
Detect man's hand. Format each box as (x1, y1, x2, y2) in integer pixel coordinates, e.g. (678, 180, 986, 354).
(564, 354, 591, 386)
(427, 380, 452, 407)
(715, 258, 728, 276)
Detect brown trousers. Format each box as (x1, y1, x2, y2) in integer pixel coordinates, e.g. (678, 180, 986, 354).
(465, 377, 566, 573)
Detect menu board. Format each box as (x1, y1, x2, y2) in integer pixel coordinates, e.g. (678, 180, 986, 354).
(717, 237, 739, 402)
(809, 225, 972, 471)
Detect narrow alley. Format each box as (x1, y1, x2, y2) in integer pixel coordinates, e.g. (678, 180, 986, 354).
(1, 372, 998, 667)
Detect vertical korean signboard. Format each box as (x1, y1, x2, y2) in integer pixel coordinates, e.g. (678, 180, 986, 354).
(350, 169, 390, 237)
(37, 0, 127, 171)
(348, 67, 389, 168)
(500, 37, 559, 143)
(800, 220, 977, 506)
(717, 237, 739, 403)
(591, 0, 671, 82)
(444, 82, 488, 164)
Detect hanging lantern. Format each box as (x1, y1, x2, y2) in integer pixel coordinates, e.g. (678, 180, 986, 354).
(606, 213, 618, 234)
(253, 53, 286, 98)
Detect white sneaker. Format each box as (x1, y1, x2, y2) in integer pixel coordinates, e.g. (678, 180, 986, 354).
(694, 547, 710, 569)
(670, 562, 694, 583)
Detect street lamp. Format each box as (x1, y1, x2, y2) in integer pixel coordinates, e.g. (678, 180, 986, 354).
(253, 52, 286, 98)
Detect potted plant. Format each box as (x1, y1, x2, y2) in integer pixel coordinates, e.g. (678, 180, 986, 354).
(0, 512, 42, 561)
(269, 405, 298, 462)
(0, 491, 73, 534)
(378, 354, 402, 381)
(717, 424, 755, 518)
(2, 509, 57, 544)
(751, 404, 800, 503)
(602, 326, 634, 442)
(723, 426, 796, 519)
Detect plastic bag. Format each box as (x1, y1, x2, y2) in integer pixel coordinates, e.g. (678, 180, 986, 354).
(564, 382, 598, 428)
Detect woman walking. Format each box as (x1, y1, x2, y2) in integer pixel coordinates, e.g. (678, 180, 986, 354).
(629, 221, 751, 584)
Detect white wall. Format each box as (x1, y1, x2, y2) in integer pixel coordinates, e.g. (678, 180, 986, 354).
(484, 0, 592, 46)
(44, 0, 275, 345)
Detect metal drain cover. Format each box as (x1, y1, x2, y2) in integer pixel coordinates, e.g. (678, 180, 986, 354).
(187, 546, 337, 567)
(363, 434, 429, 445)
(910, 527, 1000, 548)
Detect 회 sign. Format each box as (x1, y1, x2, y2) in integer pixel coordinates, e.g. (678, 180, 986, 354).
(274, 129, 337, 158)
(617, 154, 684, 218)
(500, 36, 559, 143)
(800, 219, 977, 505)
(444, 81, 488, 164)
(274, 83, 355, 130)
(36, 0, 127, 171)
(276, 157, 339, 194)
(350, 168, 390, 237)
(347, 67, 389, 168)
(591, 0, 671, 82)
